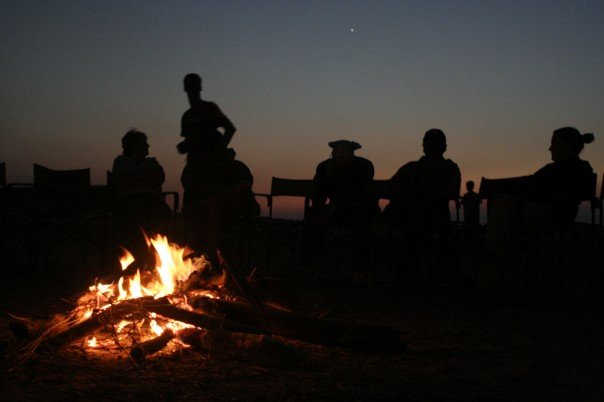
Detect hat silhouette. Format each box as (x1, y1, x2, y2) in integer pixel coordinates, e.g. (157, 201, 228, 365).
(328, 140, 361, 150)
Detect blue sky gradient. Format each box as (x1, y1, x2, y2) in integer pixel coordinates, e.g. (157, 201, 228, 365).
(2, 1, 603, 218)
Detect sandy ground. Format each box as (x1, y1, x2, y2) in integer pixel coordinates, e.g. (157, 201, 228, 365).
(2, 267, 604, 401)
(1, 221, 604, 400)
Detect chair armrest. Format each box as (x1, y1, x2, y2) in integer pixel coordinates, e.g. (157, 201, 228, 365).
(591, 197, 603, 225)
(7, 182, 34, 188)
(253, 193, 273, 218)
(163, 191, 180, 212)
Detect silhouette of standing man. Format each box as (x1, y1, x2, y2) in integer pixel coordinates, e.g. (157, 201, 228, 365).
(177, 73, 236, 156)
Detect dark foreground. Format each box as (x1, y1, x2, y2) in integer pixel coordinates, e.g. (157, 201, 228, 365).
(1, 263, 603, 401)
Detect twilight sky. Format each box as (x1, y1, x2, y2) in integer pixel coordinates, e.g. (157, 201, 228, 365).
(2, 0, 603, 218)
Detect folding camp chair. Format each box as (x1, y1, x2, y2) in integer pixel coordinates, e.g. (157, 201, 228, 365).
(243, 177, 315, 275)
(0, 171, 36, 270)
(479, 173, 600, 293)
(32, 163, 94, 271)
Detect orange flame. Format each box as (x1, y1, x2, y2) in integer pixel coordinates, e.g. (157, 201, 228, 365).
(78, 234, 217, 349)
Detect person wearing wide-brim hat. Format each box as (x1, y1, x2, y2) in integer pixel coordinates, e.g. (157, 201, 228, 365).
(303, 139, 380, 280)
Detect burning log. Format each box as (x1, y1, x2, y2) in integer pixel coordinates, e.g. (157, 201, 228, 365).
(129, 329, 175, 362)
(47, 297, 160, 348)
(145, 302, 267, 335)
(40, 297, 265, 351)
(191, 297, 403, 353)
(177, 327, 206, 350)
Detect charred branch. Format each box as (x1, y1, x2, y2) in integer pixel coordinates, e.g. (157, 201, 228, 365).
(191, 297, 403, 353)
(144, 302, 267, 335)
(129, 329, 175, 362)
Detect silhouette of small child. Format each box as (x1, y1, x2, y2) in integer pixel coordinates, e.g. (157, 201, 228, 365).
(461, 180, 481, 226)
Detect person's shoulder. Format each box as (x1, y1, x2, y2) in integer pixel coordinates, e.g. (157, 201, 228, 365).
(399, 160, 418, 171)
(316, 159, 332, 170)
(112, 155, 127, 167)
(144, 157, 162, 166)
(202, 100, 221, 112)
(444, 158, 460, 170)
(354, 156, 374, 167)
(390, 161, 417, 179)
(577, 158, 594, 172)
(534, 162, 554, 175)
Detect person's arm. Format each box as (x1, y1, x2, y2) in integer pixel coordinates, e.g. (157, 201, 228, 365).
(111, 156, 133, 188)
(450, 164, 462, 199)
(221, 116, 236, 146)
(387, 164, 411, 203)
(345, 159, 376, 208)
(140, 158, 165, 186)
(212, 103, 236, 146)
(360, 160, 375, 199)
(311, 163, 329, 207)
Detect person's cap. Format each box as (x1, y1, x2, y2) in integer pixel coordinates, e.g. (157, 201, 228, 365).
(328, 140, 361, 150)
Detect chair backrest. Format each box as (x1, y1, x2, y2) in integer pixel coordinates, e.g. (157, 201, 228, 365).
(33, 163, 90, 188)
(270, 177, 314, 198)
(0, 162, 5, 187)
(478, 175, 534, 200)
(268, 177, 314, 219)
(33, 164, 92, 215)
(481, 173, 599, 224)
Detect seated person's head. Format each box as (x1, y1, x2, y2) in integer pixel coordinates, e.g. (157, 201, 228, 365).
(328, 140, 361, 166)
(466, 180, 475, 192)
(122, 129, 149, 161)
(423, 129, 447, 159)
(550, 127, 595, 162)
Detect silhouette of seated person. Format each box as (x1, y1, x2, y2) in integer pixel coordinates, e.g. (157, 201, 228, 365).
(461, 180, 482, 226)
(111, 129, 171, 267)
(177, 73, 236, 157)
(485, 127, 595, 252)
(181, 138, 259, 268)
(111, 129, 170, 230)
(382, 129, 461, 281)
(303, 140, 380, 277)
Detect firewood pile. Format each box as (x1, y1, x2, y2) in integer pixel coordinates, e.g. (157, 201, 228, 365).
(4, 235, 402, 368)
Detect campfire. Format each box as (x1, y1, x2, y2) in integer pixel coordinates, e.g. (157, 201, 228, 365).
(6, 234, 402, 367)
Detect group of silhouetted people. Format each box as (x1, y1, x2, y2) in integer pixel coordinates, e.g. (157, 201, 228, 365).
(302, 128, 462, 283)
(111, 73, 259, 269)
(110, 73, 597, 288)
